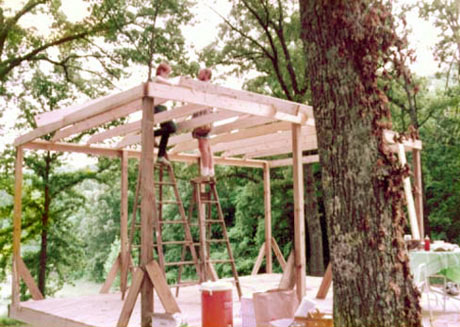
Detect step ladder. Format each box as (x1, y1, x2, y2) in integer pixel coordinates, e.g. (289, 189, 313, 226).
(127, 161, 201, 294)
(177, 177, 242, 298)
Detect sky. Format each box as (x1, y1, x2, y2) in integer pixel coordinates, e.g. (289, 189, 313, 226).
(0, 0, 444, 157)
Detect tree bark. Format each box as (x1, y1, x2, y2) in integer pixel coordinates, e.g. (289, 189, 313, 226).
(299, 1, 421, 326)
(304, 163, 324, 276)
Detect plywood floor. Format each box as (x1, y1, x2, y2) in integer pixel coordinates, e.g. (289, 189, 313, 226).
(12, 273, 459, 327)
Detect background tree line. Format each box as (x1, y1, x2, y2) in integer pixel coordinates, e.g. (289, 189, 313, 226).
(0, 0, 458, 318)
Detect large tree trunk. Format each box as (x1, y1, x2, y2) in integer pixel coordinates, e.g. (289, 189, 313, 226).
(299, 1, 421, 326)
(304, 164, 324, 276)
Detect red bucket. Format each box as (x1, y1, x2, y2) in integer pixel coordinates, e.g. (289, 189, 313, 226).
(200, 281, 233, 327)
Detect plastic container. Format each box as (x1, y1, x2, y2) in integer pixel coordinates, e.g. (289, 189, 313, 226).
(424, 236, 430, 251)
(200, 281, 233, 327)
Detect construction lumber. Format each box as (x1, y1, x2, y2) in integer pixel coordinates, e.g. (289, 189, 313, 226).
(145, 261, 181, 314)
(383, 130, 422, 150)
(117, 268, 145, 327)
(270, 155, 320, 168)
(120, 151, 129, 297)
(140, 96, 155, 325)
(397, 143, 420, 239)
(279, 251, 296, 290)
(251, 243, 266, 275)
(12, 146, 23, 306)
(292, 124, 306, 299)
(10, 305, 94, 327)
(147, 82, 306, 124)
(14, 85, 144, 146)
(99, 254, 120, 294)
(316, 263, 332, 299)
(271, 238, 287, 271)
(263, 163, 272, 273)
(179, 76, 313, 118)
(412, 149, 424, 238)
(17, 256, 44, 300)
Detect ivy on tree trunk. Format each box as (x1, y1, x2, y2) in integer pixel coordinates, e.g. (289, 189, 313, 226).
(299, 1, 421, 326)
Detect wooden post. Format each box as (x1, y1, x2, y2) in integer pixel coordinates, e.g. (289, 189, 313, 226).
(292, 124, 306, 299)
(140, 96, 155, 326)
(12, 146, 23, 307)
(120, 150, 129, 297)
(316, 263, 332, 299)
(263, 162, 272, 273)
(412, 149, 424, 238)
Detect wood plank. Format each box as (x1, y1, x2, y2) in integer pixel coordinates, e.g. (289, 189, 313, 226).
(179, 76, 313, 117)
(316, 263, 332, 299)
(87, 103, 207, 145)
(140, 96, 155, 325)
(171, 121, 292, 154)
(397, 143, 420, 239)
(270, 155, 320, 168)
(99, 254, 120, 294)
(147, 82, 305, 124)
(14, 84, 144, 146)
(116, 133, 142, 149)
(279, 251, 296, 289)
(120, 151, 129, 297)
(263, 163, 272, 274)
(383, 129, 422, 150)
(412, 149, 424, 238)
(245, 139, 317, 159)
(251, 243, 265, 275)
(117, 268, 145, 327)
(271, 238, 287, 271)
(10, 305, 94, 327)
(17, 256, 44, 300)
(12, 146, 23, 306)
(292, 124, 306, 300)
(52, 99, 143, 141)
(145, 261, 181, 314)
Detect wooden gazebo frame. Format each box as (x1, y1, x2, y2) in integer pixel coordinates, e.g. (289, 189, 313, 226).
(10, 77, 424, 327)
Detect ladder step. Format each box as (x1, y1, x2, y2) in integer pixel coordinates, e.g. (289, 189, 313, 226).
(200, 200, 219, 204)
(207, 259, 233, 264)
(158, 200, 181, 204)
(156, 240, 192, 245)
(164, 261, 195, 266)
(155, 181, 175, 186)
(160, 220, 188, 224)
(204, 219, 224, 223)
(206, 239, 226, 243)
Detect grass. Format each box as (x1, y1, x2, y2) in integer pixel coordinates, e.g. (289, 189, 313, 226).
(0, 316, 28, 327)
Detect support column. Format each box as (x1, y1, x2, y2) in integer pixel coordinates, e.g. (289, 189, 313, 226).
(412, 149, 424, 238)
(291, 124, 306, 299)
(263, 162, 272, 273)
(120, 150, 129, 297)
(140, 96, 155, 326)
(12, 146, 23, 307)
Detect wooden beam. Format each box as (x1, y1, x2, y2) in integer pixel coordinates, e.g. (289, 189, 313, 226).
(17, 256, 44, 300)
(117, 268, 145, 327)
(383, 130, 422, 150)
(245, 139, 317, 159)
(12, 146, 23, 307)
(263, 163, 272, 274)
(51, 99, 143, 141)
(145, 261, 181, 314)
(251, 243, 265, 275)
(140, 96, 155, 325)
(412, 149, 424, 238)
(292, 124, 306, 299)
(147, 82, 306, 124)
(120, 151, 129, 297)
(279, 251, 296, 290)
(15, 85, 144, 146)
(270, 155, 320, 168)
(271, 238, 287, 271)
(87, 103, 207, 145)
(99, 254, 120, 294)
(171, 121, 292, 154)
(397, 143, 420, 239)
(179, 76, 313, 118)
(316, 263, 332, 299)
(10, 305, 95, 327)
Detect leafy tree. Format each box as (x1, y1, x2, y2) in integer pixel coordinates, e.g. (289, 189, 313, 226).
(300, 0, 421, 326)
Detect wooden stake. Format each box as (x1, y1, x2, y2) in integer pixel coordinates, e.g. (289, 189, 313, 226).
(140, 96, 155, 325)
(251, 243, 266, 275)
(263, 163, 272, 273)
(412, 149, 424, 238)
(17, 256, 43, 300)
(271, 238, 287, 271)
(292, 124, 306, 299)
(100, 254, 120, 294)
(12, 146, 23, 307)
(279, 251, 296, 289)
(120, 150, 129, 298)
(316, 263, 332, 299)
(145, 261, 180, 314)
(117, 268, 145, 327)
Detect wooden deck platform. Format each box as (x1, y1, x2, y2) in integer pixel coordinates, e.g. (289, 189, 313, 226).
(10, 273, 459, 327)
